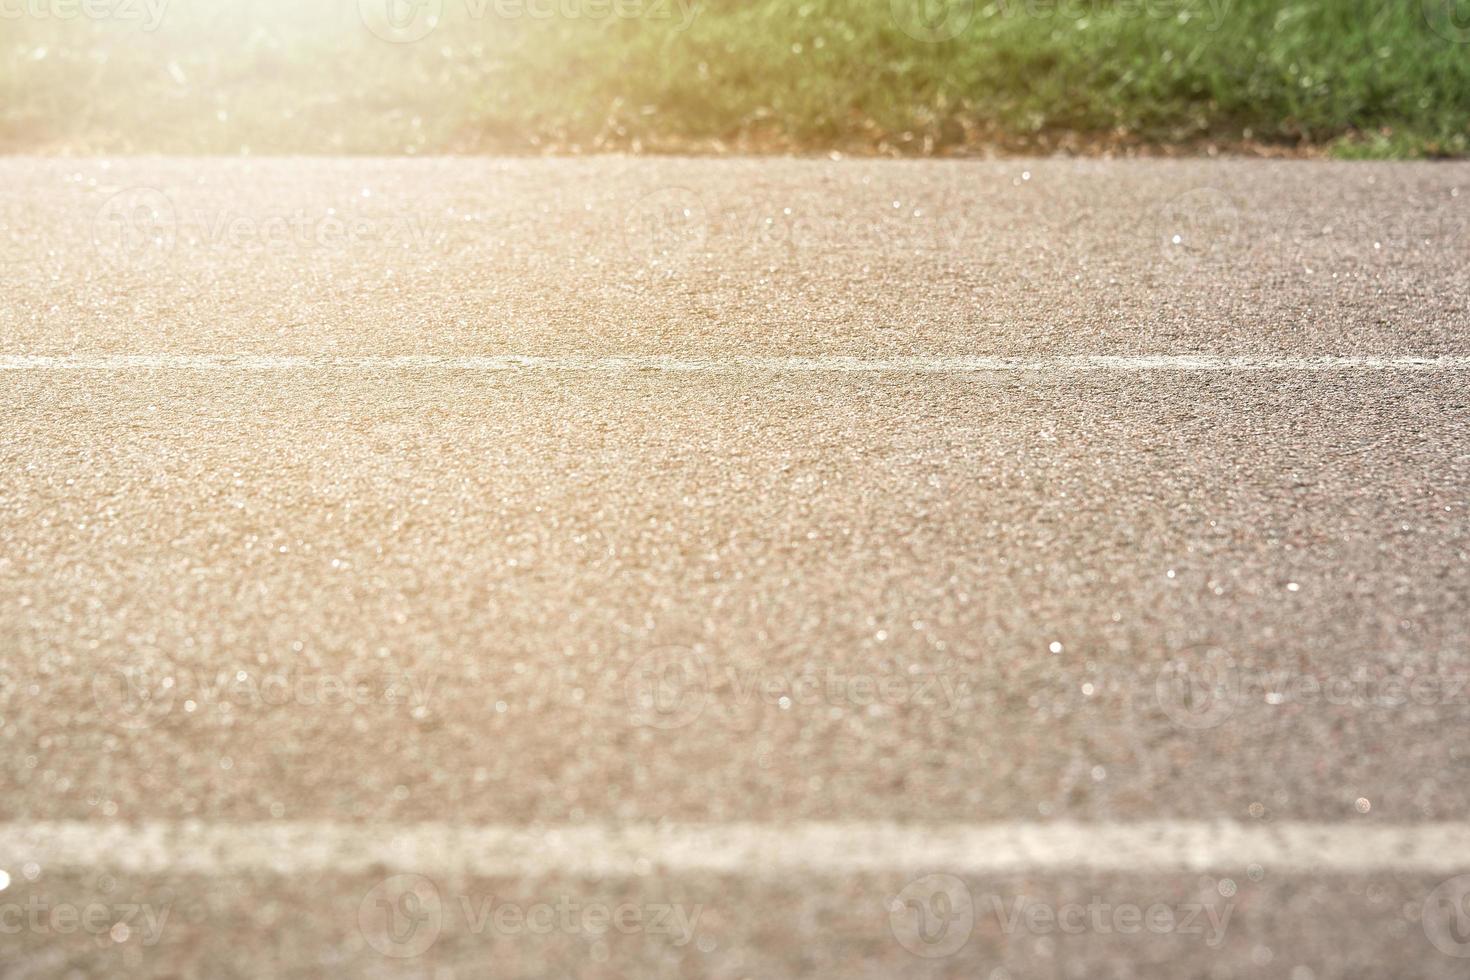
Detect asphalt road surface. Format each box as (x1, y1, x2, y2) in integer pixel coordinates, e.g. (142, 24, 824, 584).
(1, 158, 1469, 978)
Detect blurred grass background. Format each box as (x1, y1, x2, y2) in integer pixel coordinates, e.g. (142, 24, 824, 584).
(3, 0, 1469, 156)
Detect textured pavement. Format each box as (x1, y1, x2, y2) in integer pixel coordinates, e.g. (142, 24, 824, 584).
(1, 158, 1469, 977)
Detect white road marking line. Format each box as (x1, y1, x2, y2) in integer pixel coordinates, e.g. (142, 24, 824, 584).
(2, 822, 1468, 876)
(2, 354, 1470, 373)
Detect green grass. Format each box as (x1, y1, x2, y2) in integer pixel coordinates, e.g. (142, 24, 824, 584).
(3, 0, 1469, 156)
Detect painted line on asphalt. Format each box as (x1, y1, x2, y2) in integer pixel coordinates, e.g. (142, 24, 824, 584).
(3, 354, 1470, 373)
(3, 822, 1469, 876)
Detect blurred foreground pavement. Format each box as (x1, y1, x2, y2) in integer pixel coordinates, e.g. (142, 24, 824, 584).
(2, 158, 1470, 977)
